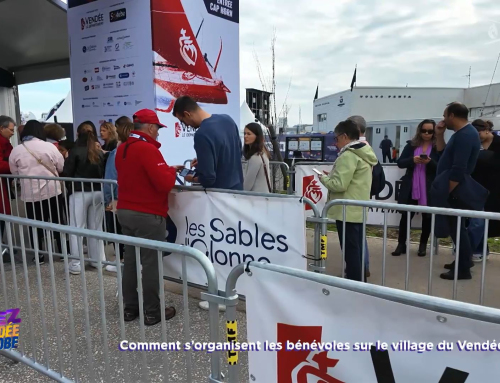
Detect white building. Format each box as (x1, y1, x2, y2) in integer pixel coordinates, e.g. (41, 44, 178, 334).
(313, 84, 500, 161)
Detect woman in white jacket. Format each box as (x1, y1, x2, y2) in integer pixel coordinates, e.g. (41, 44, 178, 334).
(242, 123, 271, 193)
(9, 120, 64, 262)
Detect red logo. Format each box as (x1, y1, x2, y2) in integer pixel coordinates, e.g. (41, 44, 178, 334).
(175, 122, 181, 138)
(277, 324, 344, 383)
(303, 175, 323, 210)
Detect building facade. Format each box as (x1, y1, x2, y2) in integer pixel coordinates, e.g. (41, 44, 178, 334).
(313, 84, 500, 162)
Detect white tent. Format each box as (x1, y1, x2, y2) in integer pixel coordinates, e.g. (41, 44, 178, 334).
(45, 91, 73, 123)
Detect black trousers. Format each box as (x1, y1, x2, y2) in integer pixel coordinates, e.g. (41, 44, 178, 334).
(25, 196, 63, 253)
(118, 209, 166, 314)
(105, 211, 125, 260)
(448, 199, 472, 272)
(382, 151, 392, 163)
(336, 221, 365, 282)
(397, 199, 432, 246)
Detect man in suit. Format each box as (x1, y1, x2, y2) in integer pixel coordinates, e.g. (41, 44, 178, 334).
(434, 102, 481, 280)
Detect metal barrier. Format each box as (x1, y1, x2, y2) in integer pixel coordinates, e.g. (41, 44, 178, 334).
(312, 199, 500, 304)
(0, 214, 222, 382)
(223, 261, 500, 382)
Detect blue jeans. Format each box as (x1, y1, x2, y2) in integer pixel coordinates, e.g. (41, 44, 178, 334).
(467, 218, 489, 255)
(364, 240, 370, 270)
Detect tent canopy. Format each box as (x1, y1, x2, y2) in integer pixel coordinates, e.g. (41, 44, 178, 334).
(0, 0, 69, 85)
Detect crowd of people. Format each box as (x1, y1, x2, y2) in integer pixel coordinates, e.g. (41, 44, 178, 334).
(320, 102, 497, 282)
(0, 96, 272, 324)
(0, 99, 495, 321)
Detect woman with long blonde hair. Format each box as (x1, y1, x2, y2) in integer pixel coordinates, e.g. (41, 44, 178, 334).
(100, 122, 118, 152)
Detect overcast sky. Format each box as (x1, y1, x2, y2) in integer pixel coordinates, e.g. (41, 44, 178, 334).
(19, 0, 500, 125)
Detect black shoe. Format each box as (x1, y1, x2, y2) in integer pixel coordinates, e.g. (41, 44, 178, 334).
(440, 270, 472, 280)
(2, 249, 11, 263)
(444, 261, 474, 270)
(33, 255, 45, 265)
(418, 244, 427, 257)
(144, 307, 176, 326)
(124, 310, 139, 322)
(391, 244, 406, 256)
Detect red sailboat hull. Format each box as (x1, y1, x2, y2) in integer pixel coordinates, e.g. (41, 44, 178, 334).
(151, 0, 230, 107)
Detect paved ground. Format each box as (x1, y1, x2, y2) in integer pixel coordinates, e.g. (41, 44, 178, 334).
(1, 229, 499, 382)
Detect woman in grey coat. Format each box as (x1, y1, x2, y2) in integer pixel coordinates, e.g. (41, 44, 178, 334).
(242, 123, 271, 193)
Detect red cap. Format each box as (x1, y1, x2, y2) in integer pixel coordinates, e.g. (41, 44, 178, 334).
(133, 109, 166, 128)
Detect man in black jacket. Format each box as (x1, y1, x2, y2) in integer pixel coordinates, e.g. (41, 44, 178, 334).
(379, 135, 393, 163)
(432, 102, 484, 280)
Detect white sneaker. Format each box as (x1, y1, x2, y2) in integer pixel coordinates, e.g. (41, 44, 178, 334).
(472, 254, 490, 263)
(106, 265, 118, 273)
(69, 261, 81, 275)
(198, 300, 226, 312)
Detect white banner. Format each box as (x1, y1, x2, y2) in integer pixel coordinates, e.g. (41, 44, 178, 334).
(295, 164, 422, 228)
(67, 0, 155, 131)
(152, 0, 240, 166)
(163, 191, 306, 293)
(245, 267, 500, 382)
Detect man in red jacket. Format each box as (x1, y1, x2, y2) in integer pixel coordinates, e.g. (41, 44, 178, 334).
(0, 116, 14, 263)
(116, 109, 177, 326)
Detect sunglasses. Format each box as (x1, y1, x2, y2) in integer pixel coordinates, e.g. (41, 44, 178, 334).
(421, 129, 434, 135)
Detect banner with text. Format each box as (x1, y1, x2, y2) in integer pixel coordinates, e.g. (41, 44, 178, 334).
(163, 191, 306, 293)
(67, 0, 155, 131)
(245, 266, 500, 382)
(152, 0, 240, 165)
(296, 164, 422, 228)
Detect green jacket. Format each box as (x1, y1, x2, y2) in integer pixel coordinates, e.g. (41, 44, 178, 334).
(320, 143, 378, 223)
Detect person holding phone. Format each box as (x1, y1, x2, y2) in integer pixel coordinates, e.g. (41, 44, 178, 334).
(392, 119, 439, 257)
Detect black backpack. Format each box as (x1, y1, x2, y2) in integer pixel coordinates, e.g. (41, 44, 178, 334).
(371, 162, 386, 197)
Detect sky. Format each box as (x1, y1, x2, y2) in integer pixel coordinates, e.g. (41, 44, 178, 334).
(19, 0, 500, 125)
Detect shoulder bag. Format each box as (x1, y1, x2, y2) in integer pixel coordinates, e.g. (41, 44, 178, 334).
(259, 153, 272, 193)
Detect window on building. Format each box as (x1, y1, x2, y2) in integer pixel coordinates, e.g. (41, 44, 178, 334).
(318, 113, 327, 122)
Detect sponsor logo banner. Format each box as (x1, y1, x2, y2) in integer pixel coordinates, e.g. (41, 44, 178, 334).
(163, 190, 307, 293)
(81, 13, 104, 30)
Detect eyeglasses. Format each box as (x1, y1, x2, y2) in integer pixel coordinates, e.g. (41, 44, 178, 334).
(421, 129, 434, 135)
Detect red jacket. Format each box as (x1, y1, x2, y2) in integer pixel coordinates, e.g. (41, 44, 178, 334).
(115, 131, 176, 217)
(0, 135, 12, 215)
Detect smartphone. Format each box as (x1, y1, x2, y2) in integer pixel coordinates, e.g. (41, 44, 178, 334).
(312, 168, 323, 176)
(180, 168, 195, 177)
(419, 154, 428, 159)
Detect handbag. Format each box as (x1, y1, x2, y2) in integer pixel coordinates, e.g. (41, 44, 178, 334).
(259, 153, 272, 193)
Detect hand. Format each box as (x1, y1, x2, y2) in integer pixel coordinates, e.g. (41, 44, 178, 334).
(173, 165, 185, 172)
(413, 156, 423, 164)
(105, 205, 113, 212)
(191, 158, 198, 168)
(184, 174, 195, 183)
(435, 121, 446, 136)
(422, 157, 431, 165)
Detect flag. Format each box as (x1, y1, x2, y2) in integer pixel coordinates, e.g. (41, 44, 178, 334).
(314, 85, 318, 100)
(350, 67, 357, 91)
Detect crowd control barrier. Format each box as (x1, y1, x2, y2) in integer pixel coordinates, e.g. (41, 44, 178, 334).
(315, 199, 500, 305)
(223, 261, 500, 382)
(0, 214, 223, 382)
